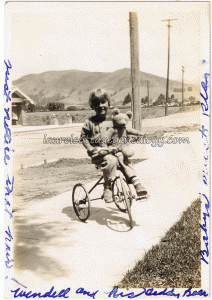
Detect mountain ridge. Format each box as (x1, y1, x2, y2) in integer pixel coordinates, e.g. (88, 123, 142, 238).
(12, 68, 199, 107)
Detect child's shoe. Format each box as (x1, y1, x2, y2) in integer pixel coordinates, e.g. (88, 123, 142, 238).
(131, 177, 148, 197)
(103, 181, 113, 203)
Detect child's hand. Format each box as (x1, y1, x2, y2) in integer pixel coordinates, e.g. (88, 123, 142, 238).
(87, 147, 101, 157)
(90, 134, 101, 144)
(87, 148, 95, 157)
(108, 146, 118, 154)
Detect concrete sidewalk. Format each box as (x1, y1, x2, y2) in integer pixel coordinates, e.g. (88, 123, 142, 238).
(13, 131, 201, 293)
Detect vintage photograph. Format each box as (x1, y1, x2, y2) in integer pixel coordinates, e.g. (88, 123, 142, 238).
(4, 1, 210, 298)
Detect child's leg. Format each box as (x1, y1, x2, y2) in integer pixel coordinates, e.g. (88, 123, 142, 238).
(100, 154, 117, 182)
(96, 154, 117, 203)
(117, 153, 147, 197)
(116, 152, 136, 180)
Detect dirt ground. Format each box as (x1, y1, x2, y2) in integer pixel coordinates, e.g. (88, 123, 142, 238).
(13, 122, 200, 208)
(13, 158, 144, 204)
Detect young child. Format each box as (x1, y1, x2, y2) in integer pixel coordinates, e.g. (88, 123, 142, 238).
(103, 108, 148, 198)
(80, 89, 147, 203)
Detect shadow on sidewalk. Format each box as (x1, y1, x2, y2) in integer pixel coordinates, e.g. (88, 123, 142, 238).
(62, 205, 137, 232)
(13, 203, 135, 279)
(13, 214, 71, 279)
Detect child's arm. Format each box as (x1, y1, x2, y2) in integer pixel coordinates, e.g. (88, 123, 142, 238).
(80, 120, 95, 154)
(81, 132, 94, 153)
(104, 128, 115, 139)
(101, 128, 115, 147)
(126, 128, 144, 136)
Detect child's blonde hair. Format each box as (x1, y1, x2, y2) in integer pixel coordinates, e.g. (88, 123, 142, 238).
(89, 89, 111, 109)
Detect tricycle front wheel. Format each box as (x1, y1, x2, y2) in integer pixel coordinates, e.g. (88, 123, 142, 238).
(72, 183, 91, 222)
(112, 175, 133, 228)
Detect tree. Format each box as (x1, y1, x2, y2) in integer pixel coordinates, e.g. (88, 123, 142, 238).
(123, 93, 132, 105)
(26, 103, 36, 112)
(189, 96, 196, 103)
(141, 96, 148, 105)
(158, 94, 165, 104)
(47, 102, 65, 111)
(153, 94, 166, 106)
(166, 94, 175, 104)
(34, 105, 48, 112)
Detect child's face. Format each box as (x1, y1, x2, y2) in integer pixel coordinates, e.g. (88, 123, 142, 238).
(93, 98, 108, 117)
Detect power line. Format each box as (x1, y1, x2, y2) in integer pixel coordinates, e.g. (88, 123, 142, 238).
(145, 80, 150, 107)
(182, 66, 185, 110)
(162, 19, 177, 116)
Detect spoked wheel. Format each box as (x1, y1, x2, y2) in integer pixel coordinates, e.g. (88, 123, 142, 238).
(112, 175, 133, 227)
(72, 183, 91, 222)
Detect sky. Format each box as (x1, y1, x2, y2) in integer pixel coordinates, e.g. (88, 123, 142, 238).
(5, 1, 210, 83)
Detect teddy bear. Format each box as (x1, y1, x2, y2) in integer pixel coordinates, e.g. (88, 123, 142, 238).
(103, 108, 143, 158)
(90, 108, 147, 198)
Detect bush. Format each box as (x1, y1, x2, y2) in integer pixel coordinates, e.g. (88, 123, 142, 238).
(47, 102, 65, 111)
(26, 103, 36, 112)
(123, 93, 132, 105)
(66, 106, 78, 111)
(141, 96, 148, 105)
(42, 115, 51, 125)
(191, 101, 200, 105)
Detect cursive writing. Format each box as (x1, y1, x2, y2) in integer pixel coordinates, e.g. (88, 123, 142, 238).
(200, 193, 210, 264)
(5, 175, 14, 219)
(105, 286, 180, 298)
(76, 287, 99, 299)
(200, 125, 209, 186)
(4, 60, 12, 166)
(4, 60, 12, 102)
(5, 226, 14, 269)
(11, 286, 70, 298)
(11, 278, 27, 289)
(9, 285, 210, 299)
(199, 69, 210, 268)
(182, 287, 208, 297)
(200, 73, 210, 117)
(4, 107, 11, 144)
(4, 107, 12, 165)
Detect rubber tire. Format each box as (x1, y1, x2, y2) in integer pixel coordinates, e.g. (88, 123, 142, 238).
(112, 175, 133, 228)
(72, 183, 91, 222)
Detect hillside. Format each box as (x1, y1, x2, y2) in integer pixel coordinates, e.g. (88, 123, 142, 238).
(12, 68, 200, 107)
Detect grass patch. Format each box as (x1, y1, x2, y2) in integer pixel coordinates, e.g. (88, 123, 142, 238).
(118, 198, 201, 288)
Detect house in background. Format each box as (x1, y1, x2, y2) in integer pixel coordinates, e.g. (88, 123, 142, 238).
(12, 87, 35, 125)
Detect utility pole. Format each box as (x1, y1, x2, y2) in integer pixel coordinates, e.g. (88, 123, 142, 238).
(129, 12, 141, 131)
(146, 80, 150, 107)
(162, 19, 177, 116)
(182, 66, 185, 110)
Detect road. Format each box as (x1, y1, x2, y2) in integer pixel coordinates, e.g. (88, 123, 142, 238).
(12, 110, 200, 170)
(12, 111, 201, 294)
